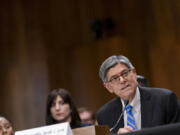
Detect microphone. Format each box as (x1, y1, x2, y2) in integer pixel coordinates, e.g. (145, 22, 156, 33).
(110, 99, 129, 133)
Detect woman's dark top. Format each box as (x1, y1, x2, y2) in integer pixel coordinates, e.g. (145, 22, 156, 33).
(70, 123, 92, 129)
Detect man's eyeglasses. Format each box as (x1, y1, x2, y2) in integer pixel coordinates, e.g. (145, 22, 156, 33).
(107, 69, 132, 84)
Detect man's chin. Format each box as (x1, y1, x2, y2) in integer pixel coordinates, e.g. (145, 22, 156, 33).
(118, 91, 133, 99)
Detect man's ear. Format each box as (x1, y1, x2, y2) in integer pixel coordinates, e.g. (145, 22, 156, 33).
(132, 68, 137, 74)
(103, 83, 114, 93)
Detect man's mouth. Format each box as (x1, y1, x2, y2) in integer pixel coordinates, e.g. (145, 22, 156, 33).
(121, 84, 130, 90)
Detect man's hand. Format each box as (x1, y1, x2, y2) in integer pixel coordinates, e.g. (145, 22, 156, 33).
(117, 126, 134, 134)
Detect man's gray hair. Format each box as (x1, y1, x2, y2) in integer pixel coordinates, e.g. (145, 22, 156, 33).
(99, 55, 134, 82)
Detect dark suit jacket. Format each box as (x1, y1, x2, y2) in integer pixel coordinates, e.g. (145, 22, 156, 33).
(96, 86, 179, 133)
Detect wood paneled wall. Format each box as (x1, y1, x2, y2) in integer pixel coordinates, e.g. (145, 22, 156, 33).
(0, 0, 180, 131)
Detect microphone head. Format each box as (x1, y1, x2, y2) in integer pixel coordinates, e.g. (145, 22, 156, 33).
(124, 99, 129, 106)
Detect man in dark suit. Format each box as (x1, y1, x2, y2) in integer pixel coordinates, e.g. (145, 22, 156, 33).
(96, 55, 179, 134)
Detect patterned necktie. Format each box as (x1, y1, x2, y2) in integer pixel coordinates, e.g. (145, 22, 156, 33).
(125, 105, 136, 130)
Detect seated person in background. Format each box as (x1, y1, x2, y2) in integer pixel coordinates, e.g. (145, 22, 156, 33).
(96, 55, 179, 134)
(137, 75, 150, 87)
(0, 116, 14, 135)
(46, 88, 90, 129)
(78, 107, 95, 124)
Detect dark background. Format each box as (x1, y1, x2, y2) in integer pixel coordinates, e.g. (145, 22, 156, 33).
(1, 0, 180, 131)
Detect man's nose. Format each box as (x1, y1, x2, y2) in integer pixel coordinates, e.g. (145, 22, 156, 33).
(2, 127, 7, 133)
(119, 76, 126, 83)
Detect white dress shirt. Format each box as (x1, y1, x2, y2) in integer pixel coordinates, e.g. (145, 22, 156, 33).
(121, 87, 141, 130)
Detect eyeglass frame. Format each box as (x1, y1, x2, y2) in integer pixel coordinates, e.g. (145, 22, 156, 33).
(106, 68, 132, 84)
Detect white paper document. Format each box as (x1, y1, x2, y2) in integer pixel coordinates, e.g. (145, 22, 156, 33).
(15, 122, 73, 135)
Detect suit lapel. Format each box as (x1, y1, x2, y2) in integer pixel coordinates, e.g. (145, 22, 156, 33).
(117, 98, 124, 127)
(114, 98, 124, 132)
(140, 87, 154, 128)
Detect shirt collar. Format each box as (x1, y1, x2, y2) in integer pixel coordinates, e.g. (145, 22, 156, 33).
(121, 87, 140, 111)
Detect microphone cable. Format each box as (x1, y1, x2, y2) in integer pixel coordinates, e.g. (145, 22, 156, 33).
(110, 99, 129, 132)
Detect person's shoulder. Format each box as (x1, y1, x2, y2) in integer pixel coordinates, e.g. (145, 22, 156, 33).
(97, 97, 121, 115)
(80, 123, 92, 127)
(96, 97, 122, 125)
(139, 86, 175, 96)
(71, 123, 92, 129)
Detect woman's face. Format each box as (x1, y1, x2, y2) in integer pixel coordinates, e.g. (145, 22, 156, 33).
(0, 117, 14, 135)
(50, 95, 72, 123)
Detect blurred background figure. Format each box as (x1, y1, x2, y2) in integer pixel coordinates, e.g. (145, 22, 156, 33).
(78, 107, 96, 124)
(46, 88, 90, 129)
(137, 75, 150, 87)
(0, 116, 14, 135)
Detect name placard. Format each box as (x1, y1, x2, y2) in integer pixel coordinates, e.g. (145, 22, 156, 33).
(15, 122, 73, 135)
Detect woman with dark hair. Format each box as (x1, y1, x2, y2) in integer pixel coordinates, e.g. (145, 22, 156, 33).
(46, 88, 90, 129)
